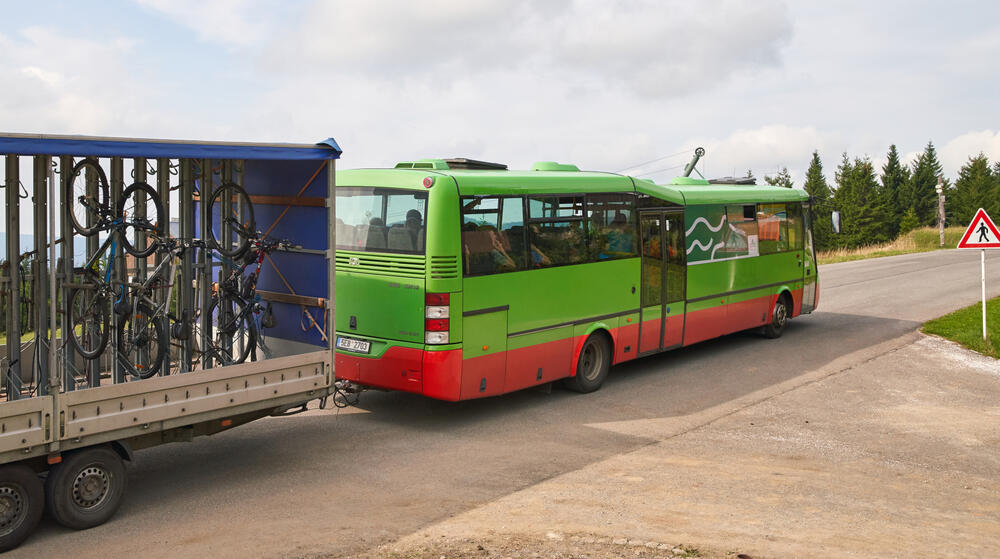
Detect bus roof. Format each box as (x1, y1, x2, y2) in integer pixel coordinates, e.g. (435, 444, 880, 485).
(338, 163, 810, 205)
(636, 178, 809, 205)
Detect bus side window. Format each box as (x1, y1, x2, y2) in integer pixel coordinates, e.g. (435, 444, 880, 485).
(500, 197, 527, 270)
(461, 197, 522, 276)
(527, 196, 586, 267)
(757, 203, 788, 254)
(723, 204, 757, 255)
(586, 193, 637, 261)
(785, 203, 803, 250)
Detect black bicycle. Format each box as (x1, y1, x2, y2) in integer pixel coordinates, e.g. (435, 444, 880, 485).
(65, 158, 165, 360)
(114, 237, 199, 379)
(187, 235, 292, 371)
(206, 182, 256, 258)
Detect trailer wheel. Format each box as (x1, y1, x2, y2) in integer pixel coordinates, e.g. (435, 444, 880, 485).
(45, 446, 126, 530)
(0, 464, 44, 551)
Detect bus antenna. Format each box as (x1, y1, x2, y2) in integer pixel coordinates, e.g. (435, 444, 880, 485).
(683, 147, 706, 178)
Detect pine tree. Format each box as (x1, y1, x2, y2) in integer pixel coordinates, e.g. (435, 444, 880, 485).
(898, 208, 920, 233)
(902, 141, 945, 226)
(764, 167, 794, 188)
(878, 144, 909, 238)
(834, 155, 884, 248)
(952, 154, 998, 223)
(802, 151, 834, 250)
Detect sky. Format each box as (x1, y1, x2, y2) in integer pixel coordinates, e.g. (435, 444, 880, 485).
(2, 0, 1000, 186)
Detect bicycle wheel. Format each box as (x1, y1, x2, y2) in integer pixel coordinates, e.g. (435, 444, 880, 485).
(66, 159, 109, 237)
(118, 182, 165, 257)
(117, 303, 167, 380)
(207, 294, 257, 366)
(207, 183, 255, 258)
(68, 288, 110, 360)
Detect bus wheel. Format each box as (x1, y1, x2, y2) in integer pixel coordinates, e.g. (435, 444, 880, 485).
(0, 464, 44, 551)
(762, 294, 791, 339)
(564, 333, 611, 393)
(45, 446, 127, 530)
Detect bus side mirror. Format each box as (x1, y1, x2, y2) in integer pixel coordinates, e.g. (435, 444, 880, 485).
(831, 211, 841, 234)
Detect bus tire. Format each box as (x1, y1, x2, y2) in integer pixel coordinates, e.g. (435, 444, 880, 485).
(564, 332, 611, 393)
(0, 464, 44, 552)
(762, 293, 791, 339)
(45, 446, 127, 530)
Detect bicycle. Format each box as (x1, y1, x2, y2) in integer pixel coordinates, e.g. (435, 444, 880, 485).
(114, 236, 199, 379)
(112, 234, 282, 380)
(65, 158, 165, 361)
(66, 158, 165, 257)
(206, 182, 256, 258)
(187, 235, 293, 371)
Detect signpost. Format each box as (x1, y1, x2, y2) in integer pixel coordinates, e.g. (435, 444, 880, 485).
(957, 208, 1000, 340)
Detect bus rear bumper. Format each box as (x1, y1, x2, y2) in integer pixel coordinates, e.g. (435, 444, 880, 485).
(335, 346, 463, 401)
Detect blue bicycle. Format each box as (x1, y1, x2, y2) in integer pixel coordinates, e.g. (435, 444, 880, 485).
(65, 158, 164, 360)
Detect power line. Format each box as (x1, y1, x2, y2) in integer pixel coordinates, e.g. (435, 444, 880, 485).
(615, 147, 699, 174)
(635, 162, 687, 177)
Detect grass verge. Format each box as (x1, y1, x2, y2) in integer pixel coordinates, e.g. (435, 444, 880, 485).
(922, 296, 999, 359)
(818, 226, 966, 265)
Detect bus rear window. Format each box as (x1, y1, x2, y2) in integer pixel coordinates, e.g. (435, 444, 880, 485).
(336, 187, 428, 254)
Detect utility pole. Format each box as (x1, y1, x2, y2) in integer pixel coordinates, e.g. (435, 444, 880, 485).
(936, 175, 945, 247)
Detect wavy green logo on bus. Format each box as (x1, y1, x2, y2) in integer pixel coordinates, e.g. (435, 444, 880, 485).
(685, 207, 751, 264)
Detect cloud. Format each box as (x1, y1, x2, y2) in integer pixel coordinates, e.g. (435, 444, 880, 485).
(0, 27, 139, 133)
(132, 0, 281, 47)
(940, 130, 1000, 173)
(549, 0, 792, 97)
(265, 0, 791, 98)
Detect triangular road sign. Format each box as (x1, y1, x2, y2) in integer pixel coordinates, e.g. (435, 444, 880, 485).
(957, 208, 1000, 249)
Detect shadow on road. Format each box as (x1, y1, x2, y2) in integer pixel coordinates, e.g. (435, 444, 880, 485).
(18, 311, 922, 558)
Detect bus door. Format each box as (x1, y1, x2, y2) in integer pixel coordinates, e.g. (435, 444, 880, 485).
(801, 202, 818, 313)
(639, 210, 686, 353)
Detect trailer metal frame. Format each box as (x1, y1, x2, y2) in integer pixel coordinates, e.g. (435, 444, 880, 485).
(0, 133, 339, 550)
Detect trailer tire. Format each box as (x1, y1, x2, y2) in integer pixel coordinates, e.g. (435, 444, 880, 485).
(0, 464, 44, 552)
(45, 446, 126, 530)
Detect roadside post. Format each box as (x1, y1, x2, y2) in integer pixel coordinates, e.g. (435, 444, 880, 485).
(957, 208, 1000, 340)
(936, 176, 945, 247)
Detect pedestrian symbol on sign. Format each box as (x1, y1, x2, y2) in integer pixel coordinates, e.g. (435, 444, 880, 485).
(979, 222, 991, 243)
(957, 208, 1000, 249)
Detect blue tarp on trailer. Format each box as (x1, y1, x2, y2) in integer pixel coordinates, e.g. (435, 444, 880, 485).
(0, 134, 341, 160)
(1, 133, 338, 351)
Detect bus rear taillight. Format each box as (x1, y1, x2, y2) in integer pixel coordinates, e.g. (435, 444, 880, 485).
(426, 293, 449, 306)
(425, 293, 451, 344)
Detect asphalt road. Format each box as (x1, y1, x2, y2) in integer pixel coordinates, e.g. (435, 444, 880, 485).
(13, 249, 1000, 558)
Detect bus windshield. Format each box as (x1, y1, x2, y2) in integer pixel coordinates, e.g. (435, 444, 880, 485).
(336, 187, 428, 254)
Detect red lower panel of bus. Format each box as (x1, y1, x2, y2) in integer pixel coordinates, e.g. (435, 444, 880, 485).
(461, 351, 507, 400)
(505, 337, 574, 393)
(336, 290, 805, 401)
(639, 318, 661, 352)
(790, 288, 803, 316)
(613, 322, 640, 364)
(335, 346, 424, 391)
(664, 314, 684, 347)
(684, 290, 803, 345)
(422, 349, 463, 401)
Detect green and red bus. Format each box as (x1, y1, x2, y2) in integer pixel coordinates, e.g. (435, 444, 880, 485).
(334, 158, 818, 401)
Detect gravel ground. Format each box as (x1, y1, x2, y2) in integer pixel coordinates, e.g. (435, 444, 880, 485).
(306, 533, 735, 559)
(364, 334, 1000, 559)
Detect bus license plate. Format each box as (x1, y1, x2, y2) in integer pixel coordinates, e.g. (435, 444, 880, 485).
(336, 336, 371, 354)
